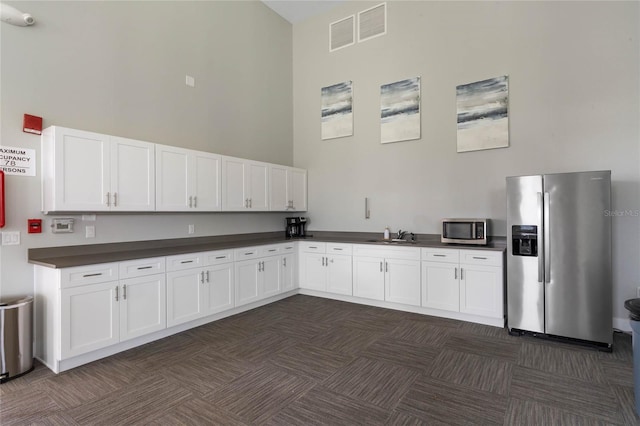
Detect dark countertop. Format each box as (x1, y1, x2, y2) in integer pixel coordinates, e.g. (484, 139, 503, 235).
(28, 231, 506, 269)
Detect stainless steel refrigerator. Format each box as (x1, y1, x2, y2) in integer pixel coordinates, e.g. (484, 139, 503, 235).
(506, 171, 612, 349)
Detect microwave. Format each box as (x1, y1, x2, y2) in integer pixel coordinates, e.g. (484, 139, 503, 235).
(441, 219, 489, 245)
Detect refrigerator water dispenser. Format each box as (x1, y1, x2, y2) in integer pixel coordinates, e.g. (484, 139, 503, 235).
(512, 225, 537, 256)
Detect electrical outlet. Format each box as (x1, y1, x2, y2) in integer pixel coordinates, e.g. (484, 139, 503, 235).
(1, 231, 20, 245)
(188, 224, 195, 234)
(85, 226, 95, 238)
(185, 75, 195, 87)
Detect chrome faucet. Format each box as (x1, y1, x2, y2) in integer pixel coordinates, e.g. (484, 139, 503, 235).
(396, 230, 406, 240)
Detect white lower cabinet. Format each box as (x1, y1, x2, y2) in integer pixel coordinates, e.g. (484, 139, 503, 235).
(60, 258, 167, 359)
(352, 245, 421, 306)
(422, 248, 504, 319)
(299, 242, 352, 295)
(166, 250, 234, 327)
(61, 281, 120, 359)
(234, 245, 287, 307)
(281, 244, 298, 292)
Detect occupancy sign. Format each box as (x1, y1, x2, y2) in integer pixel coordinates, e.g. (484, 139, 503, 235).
(0, 145, 36, 176)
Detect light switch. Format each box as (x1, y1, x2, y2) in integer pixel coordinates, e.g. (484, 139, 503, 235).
(1, 231, 20, 245)
(185, 75, 195, 87)
(188, 224, 195, 234)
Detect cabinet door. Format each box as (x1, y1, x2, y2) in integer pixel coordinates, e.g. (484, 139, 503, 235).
(222, 157, 246, 210)
(385, 258, 421, 306)
(290, 168, 307, 212)
(282, 253, 297, 291)
(166, 268, 204, 327)
(110, 137, 155, 211)
(120, 274, 166, 342)
(235, 259, 261, 307)
(326, 255, 352, 295)
(262, 257, 282, 298)
(156, 145, 190, 211)
(192, 151, 221, 211)
(299, 253, 326, 291)
(422, 261, 459, 312)
(353, 256, 385, 301)
(247, 161, 269, 210)
(53, 127, 110, 211)
(202, 263, 234, 315)
(61, 281, 119, 359)
(460, 264, 503, 318)
(269, 165, 289, 211)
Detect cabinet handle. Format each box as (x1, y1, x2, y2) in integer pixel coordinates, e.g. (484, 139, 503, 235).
(380, 262, 383, 272)
(193, 196, 197, 208)
(322, 257, 326, 267)
(200, 271, 205, 283)
(269, 249, 277, 252)
(454, 267, 458, 280)
(106, 192, 111, 207)
(283, 258, 287, 267)
(245, 252, 254, 256)
(309, 246, 317, 249)
(433, 254, 446, 257)
(113, 192, 118, 207)
(82, 273, 103, 278)
(215, 256, 226, 259)
(181, 260, 194, 264)
(472, 256, 487, 260)
(334, 248, 343, 251)
(461, 268, 464, 280)
(115, 286, 119, 302)
(385, 262, 388, 272)
(189, 196, 193, 208)
(245, 198, 248, 208)
(137, 266, 152, 270)
(123, 284, 127, 300)
(206, 270, 210, 282)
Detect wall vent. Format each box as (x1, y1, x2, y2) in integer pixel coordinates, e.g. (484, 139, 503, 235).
(358, 3, 386, 43)
(329, 15, 355, 52)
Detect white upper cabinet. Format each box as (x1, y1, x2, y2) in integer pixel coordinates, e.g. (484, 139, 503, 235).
(222, 156, 269, 211)
(42, 126, 304, 214)
(110, 136, 156, 211)
(42, 127, 155, 213)
(155, 144, 221, 211)
(270, 165, 307, 212)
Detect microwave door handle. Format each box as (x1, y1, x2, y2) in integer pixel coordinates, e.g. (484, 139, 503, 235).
(471, 222, 476, 239)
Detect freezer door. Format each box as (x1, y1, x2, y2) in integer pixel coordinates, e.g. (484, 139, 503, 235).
(506, 175, 544, 333)
(544, 171, 612, 345)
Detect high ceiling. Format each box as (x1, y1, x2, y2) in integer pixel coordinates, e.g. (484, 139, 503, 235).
(261, 0, 345, 24)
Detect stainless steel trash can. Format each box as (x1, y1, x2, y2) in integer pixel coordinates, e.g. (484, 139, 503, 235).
(0, 296, 34, 383)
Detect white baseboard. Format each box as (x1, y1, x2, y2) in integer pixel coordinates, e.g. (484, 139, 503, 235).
(614, 316, 632, 333)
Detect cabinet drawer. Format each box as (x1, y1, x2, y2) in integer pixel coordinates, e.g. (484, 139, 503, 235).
(61, 263, 119, 288)
(327, 243, 352, 255)
(259, 244, 281, 257)
(422, 248, 460, 263)
(202, 249, 234, 265)
(460, 250, 503, 267)
(281, 243, 297, 252)
(299, 242, 326, 253)
(119, 257, 166, 279)
(166, 253, 204, 271)
(234, 247, 260, 260)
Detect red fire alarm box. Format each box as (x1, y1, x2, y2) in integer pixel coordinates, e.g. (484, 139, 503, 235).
(23, 114, 43, 135)
(28, 219, 42, 234)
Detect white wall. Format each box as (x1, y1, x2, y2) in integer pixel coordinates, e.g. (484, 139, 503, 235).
(0, 1, 293, 298)
(292, 2, 640, 324)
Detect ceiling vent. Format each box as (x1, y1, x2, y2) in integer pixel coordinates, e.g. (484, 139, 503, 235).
(358, 3, 386, 43)
(329, 15, 355, 52)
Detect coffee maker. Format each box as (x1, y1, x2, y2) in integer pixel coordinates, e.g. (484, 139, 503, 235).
(285, 217, 307, 239)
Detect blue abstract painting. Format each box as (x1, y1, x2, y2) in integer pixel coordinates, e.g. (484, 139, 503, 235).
(380, 77, 421, 144)
(456, 75, 509, 152)
(321, 81, 353, 140)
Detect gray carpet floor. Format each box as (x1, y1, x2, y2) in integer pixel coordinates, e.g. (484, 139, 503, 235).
(1, 295, 637, 425)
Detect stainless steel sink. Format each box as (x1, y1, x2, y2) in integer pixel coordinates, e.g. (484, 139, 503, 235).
(365, 239, 417, 244)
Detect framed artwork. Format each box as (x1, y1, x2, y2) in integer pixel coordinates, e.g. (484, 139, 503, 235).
(321, 81, 353, 140)
(380, 77, 421, 144)
(456, 75, 509, 153)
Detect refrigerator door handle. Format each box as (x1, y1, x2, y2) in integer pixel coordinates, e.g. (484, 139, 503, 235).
(544, 191, 551, 283)
(537, 192, 544, 283)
